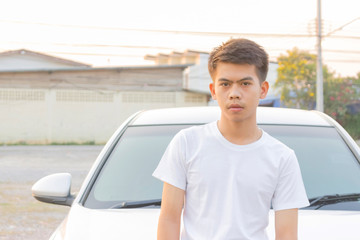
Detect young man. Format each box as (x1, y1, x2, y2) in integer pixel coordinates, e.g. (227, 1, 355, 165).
(153, 38, 309, 240)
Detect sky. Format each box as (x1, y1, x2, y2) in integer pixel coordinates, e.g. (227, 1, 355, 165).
(0, 0, 359, 77)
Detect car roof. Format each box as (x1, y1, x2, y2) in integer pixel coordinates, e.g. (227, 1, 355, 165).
(130, 106, 332, 127)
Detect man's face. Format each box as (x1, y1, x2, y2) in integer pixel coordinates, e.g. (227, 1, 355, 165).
(209, 62, 268, 124)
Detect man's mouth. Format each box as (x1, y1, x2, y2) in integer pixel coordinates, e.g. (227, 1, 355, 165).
(228, 104, 244, 111)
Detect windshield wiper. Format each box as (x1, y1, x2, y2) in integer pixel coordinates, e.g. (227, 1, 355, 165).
(308, 193, 360, 209)
(110, 199, 161, 209)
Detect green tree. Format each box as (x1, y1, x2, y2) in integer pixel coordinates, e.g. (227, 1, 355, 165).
(340, 73, 360, 139)
(275, 48, 360, 139)
(274, 48, 317, 109)
(324, 76, 357, 124)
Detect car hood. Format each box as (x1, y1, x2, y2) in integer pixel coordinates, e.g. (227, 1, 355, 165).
(53, 204, 360, 240)
(52, 203, 160, 240)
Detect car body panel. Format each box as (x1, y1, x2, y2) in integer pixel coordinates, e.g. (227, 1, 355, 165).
(131, 106, 331, 126)
(53, 204, 360, 240)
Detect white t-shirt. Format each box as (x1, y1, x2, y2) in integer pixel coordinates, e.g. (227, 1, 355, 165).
(153, 121, 309, 240)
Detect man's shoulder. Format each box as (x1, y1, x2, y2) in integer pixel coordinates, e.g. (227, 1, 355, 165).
(180, 121, 215, 136)
(175, 122, 216, 147)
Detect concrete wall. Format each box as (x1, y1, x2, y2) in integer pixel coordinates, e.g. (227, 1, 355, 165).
(0, 88, 208, 144)
(0, 66, 185, 91)
(0, 65, 208, 144)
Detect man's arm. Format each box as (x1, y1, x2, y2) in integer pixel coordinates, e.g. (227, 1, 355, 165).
(275, 208, 298, 240)
(157, 182, 185, 240)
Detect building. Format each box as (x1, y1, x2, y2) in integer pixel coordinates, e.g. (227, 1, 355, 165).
(0, 49, 209, 144)
(145, 50, 280, 106)
(145, 50, 211, 94)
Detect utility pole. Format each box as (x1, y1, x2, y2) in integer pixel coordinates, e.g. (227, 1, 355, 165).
(316, 0, 324, 112)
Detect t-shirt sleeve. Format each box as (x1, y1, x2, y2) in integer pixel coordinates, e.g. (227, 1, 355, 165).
(272, 150, 310, 211)
(152, 130, 187, 190)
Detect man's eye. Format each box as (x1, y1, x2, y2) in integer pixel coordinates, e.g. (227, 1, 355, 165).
(220, 83, 229, 86)
(242, 82, 251, 86)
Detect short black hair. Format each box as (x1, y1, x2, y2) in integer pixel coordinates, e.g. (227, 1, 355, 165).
(208, 38, 269, 82)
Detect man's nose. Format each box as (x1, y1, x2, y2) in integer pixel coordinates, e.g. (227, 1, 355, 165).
(229, 86, 242, 99)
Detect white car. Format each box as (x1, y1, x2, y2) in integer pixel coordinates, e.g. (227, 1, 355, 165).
(32, 106, 360, 239)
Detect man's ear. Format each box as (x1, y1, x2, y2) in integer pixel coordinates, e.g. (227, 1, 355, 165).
(260, 81, 269, 99)
(209, 82, 217, 100)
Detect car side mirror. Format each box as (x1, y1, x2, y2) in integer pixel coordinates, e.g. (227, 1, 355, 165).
(32, 173, 75, 207)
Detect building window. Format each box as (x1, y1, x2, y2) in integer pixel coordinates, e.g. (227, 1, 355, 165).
(122, 92, 175, 103)
(0, 89, 45, 101)
(56, 90, 113, 102)
(185, 93, 206, 103)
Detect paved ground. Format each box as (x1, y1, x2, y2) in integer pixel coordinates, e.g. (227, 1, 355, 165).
(0, 145, 103, 240)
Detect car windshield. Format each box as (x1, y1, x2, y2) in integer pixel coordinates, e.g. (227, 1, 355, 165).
(83, 124, 360, 209)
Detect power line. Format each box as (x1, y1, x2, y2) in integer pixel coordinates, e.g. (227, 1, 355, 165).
(322, 49, 360, 54)
(10, 50, 360, 63)
(325, 17, 360, 37)
(0, 19, 326, 38)
(2, 44, 360, 64)
(2, 19, 360, 40)
(1, 47, 359, 62)
(309, 49, 360, 55)
(0, 40, 176, 50)
(47, 51, 146, 57)
(325, 35, 360, 40)
(324, 59, 360, 63)
(2, 39, 360, 56)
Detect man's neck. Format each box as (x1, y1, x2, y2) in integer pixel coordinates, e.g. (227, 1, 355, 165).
(217, 117, 262, 145)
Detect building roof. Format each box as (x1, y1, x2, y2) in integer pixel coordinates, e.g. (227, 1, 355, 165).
(144, 49, 209, 61)
(0, 63, 192, 73)
(0, 49, 91, 67)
